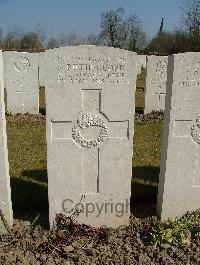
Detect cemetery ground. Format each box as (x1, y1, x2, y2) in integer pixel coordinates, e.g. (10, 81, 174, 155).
(0, 87, 200, 264)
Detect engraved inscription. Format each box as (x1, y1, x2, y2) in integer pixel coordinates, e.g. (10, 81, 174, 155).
(52, 55, 126, 84)
(156, 60, 167, 76)
(151, 59, 167, 85)
(72, 113, 108, 148)
(179, 58, 200, 87)
(191, 116, 200, 144)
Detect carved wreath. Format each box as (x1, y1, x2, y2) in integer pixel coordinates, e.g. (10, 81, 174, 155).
(72, 113, 108, 148)
(14, 56, 30, 72)
(191, 116, 200, 144)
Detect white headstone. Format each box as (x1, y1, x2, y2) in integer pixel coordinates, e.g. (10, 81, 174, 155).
(144, 56, 168, 114)
(45, 46, 137, 228)
(157, 52, 200, 220)
(136, 55, 147, 74)
(0, 50, 13, 233)
(2, 52, 7, 89)
(3, 51, 39, 114)
(39, 52, 46, 87)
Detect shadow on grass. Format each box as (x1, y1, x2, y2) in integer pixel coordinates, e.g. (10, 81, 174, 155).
(133, 166, 160, 183)
(11, 166, 159, 225)
(39, 86, 46, 115)
(39, 107, 46, 115)
(11, 176, 49, 227)
(131, 166, 160, 218)
(135, 107, 144, 114)
(22, 169, 48, 183)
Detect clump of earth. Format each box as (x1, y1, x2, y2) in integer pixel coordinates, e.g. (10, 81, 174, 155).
(135, 110, 164, 122)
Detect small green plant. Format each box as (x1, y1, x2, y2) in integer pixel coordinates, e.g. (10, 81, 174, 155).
(150, 217, 191, 247)
(180, 209, 200, 239)
(5, 109, 13, 117)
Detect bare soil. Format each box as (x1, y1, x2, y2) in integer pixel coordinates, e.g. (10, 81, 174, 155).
(0, 214, 200, 265)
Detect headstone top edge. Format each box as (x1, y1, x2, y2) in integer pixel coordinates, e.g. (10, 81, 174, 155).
(3, 51, 38, 55)
(45, 45, 137, 56)
(147, 55, 168, 59)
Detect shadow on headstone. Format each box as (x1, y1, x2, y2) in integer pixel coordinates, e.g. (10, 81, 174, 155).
(131, 166, 159, 218)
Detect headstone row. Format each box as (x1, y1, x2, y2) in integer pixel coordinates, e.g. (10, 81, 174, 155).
(45, 48, 200, 225)
(1, 46, 200, 233)
(2, 51, 178, 116)
(2, 51, 146, 115)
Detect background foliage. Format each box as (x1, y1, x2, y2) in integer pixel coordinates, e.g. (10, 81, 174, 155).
(0, 1, 200, 54)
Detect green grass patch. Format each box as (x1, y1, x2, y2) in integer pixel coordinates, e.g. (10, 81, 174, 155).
(135, 89, 144, 113)
(7, 120, 47, 218)
(131, 120, 163, 216)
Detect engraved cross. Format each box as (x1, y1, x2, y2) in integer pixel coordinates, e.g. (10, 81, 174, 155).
(154, 84, 166, 103)
(51, 89, 129, 194)
(154, 92, 166, 102)
(174, 118, 200, 187)
(16, 84, 25, 110)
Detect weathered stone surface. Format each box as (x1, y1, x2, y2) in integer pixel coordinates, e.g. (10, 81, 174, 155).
(39, 52, 46, 87)
(3, 51, 39, 114)
(144, 56, 168, 114)
(157, 52, 200, 220)
(45, 46, 137, 228)
(0, 50, 13, 233)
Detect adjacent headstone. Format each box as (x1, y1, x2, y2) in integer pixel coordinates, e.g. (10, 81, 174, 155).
(45, 46, 137, 227)
(2, 52, 7, 89)
(0, 50, 13, 233)
(3, 51, 39, 114)
(39, 52, 46, 87)
(157, 52, 200, 220)
(144, 56, 168, 114)
(136, 55, 147, 74)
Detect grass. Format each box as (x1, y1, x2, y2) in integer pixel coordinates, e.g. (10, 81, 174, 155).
(131, 120, 163, 217)
(5, 72, 164, 220)
(7, 120, 48, 219)
(135, 67, 145, 113)
(135, 89, 144, 113)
